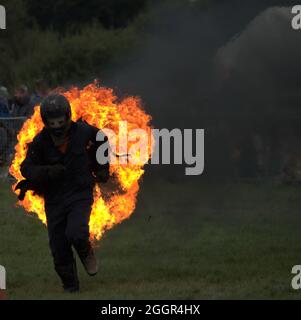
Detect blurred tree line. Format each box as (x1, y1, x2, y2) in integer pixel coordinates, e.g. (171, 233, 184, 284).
(25, 0, 147, 31)
(0, 0, 147, 90)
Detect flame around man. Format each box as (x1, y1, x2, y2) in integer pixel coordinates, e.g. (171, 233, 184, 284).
(10, 82, 153, 241)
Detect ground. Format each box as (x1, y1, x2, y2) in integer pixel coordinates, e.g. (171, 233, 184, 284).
(1, 177, 301, 299)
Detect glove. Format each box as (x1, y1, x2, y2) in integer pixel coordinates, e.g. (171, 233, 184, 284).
(15, 180, 29, 200)
(47, 164, 66, 181)
(15, 180, 40, 201)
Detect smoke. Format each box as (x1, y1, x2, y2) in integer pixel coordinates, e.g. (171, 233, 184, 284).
(91, 0, 301, 179)
(214, 5, 301, 116)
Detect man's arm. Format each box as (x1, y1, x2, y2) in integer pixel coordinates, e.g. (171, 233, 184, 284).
(16, 136, 65, 200)
(21, 137, 65, 184)
(15, 137, 48, 200)
(20, 137, 49, 184)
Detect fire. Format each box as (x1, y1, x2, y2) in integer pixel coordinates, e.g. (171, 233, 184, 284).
(9, 82, 154, 241)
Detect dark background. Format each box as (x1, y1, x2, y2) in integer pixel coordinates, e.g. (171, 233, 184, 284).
(2, 0, 301, 300)
(2, 0, 301, 181)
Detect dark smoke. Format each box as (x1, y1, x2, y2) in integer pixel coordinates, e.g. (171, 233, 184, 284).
(86, 0, 301, 180)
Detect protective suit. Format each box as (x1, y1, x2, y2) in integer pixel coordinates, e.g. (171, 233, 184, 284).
(17, 94, 110, 292)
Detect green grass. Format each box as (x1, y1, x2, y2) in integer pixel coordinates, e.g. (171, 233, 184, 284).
(1, 178, 301, 299)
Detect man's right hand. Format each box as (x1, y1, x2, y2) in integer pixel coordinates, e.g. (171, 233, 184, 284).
(47, 164, 66, 181)
(15, 180, 29, 200)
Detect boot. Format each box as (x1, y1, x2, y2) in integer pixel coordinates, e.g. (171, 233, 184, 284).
(74, 240, 98, 276)
(82, 248, 98, 276)
(55, 260, 79, 292)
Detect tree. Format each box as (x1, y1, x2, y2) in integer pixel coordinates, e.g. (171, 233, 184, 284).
(25, 0, 147, 32)
(0, 0, 32, 87)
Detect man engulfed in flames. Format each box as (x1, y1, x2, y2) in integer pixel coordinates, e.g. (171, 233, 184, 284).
(10, 84, 153, 293)
(15, 93, 110, 292)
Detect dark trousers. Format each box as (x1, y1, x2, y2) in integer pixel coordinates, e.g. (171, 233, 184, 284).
(45, 198, 93, 289)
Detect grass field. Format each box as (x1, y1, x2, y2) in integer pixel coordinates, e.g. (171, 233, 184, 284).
(1, 177, 301, 299)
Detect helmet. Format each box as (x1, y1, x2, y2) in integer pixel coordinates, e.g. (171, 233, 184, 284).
(40, 94, 71, 124)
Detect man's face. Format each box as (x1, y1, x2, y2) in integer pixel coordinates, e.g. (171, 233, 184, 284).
(48, 116, 66, 129)
(47, 116, 69, 138)
(36, 83, 48, 97)
(14, 89, 29, 105)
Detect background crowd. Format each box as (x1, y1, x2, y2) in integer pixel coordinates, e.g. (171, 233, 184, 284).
(0, 79, 49, 166)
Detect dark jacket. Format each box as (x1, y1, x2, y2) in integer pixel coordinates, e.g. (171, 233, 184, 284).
(20, 121, 109, 207)
(11, 100, 35, 118)
(0, 97, 9, 117)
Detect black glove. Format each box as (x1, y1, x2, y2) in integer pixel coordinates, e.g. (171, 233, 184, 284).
(15, 180, 28, 200)
(15, 180, 34, 201)
(47, 164, 66, 181)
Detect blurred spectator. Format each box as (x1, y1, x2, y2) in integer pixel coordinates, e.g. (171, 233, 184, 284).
(31, 78, 49, 106)
(0, 86, 10, 166)
(0, 86, 10, 118)
(11, 85, 35, 118)
(0, 122, 9, 166)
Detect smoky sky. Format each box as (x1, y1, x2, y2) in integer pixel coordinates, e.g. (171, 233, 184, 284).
(82, 0, 301, 178)
(88, 0, 300, 129)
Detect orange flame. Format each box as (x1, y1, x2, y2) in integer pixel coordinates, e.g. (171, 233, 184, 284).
(9, 82, 154, 241)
